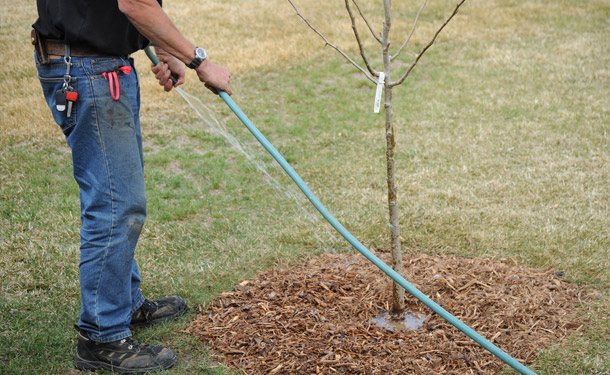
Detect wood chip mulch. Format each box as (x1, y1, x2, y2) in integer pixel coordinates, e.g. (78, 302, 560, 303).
(188, 253, 586, 374)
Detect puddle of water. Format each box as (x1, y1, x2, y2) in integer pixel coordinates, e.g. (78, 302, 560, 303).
(371, 310, 427, 332)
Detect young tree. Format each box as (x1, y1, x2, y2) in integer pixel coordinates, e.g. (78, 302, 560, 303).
(287, 0, 467, 313)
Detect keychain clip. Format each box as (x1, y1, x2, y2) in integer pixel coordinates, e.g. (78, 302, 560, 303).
(62, 44, 72, 91)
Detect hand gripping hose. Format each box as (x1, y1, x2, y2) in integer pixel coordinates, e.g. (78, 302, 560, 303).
(145, 47, 536, 375)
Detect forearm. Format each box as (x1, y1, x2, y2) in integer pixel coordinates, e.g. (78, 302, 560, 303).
(118, 0, 195, 64)
(118, 0, 232, 95)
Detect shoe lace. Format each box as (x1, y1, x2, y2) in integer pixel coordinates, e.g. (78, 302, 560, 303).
(120, 337, 147, 352)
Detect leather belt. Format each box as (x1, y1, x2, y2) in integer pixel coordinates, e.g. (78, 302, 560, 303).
(32, 29, 106, 65)
(44, 39, 106, 57)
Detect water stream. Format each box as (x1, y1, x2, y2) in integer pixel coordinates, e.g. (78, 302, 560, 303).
(176, 88, 340, 253)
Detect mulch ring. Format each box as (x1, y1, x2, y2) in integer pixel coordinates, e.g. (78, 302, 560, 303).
(188, 252, 586, 374)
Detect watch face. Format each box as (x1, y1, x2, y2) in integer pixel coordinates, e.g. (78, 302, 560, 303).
(188, 47, 207, 69)
(195, 47, 206, 60)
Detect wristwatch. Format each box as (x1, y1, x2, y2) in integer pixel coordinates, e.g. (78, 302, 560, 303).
(187, 47, 207, 69)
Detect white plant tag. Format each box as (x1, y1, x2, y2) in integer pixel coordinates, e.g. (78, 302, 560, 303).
(374, 72, 385, 113)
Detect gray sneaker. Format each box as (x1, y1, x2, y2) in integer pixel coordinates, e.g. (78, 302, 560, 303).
(74, 329, 176, 373)
(130, 296, 188, 328)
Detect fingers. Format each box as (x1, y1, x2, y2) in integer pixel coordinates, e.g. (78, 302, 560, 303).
(152, 59, 232, 95)
(204, 81, 232, 96)
(151, 62, 167, 79)
(196, 61, 232, 96)
(151, 62, 183, 92)
(174, 72, 186, 87)
(205, 82, 232, 96)
(204, 83, 217, 95)
(218, 85, 232, 96)
(152, 62, 170, 89)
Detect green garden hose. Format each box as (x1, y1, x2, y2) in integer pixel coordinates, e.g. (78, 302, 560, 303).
(145, 46, 537, 375)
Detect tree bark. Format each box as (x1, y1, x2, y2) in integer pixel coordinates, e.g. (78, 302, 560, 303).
(384, 86, 405, 314)
(382, 0, 405, 314)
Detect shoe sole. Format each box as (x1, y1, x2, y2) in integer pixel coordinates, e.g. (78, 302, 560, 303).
(74, 352, 177, 374)
(130, 302, 188, 329)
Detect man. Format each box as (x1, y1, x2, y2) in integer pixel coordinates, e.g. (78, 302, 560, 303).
(33, 0, 231, 372)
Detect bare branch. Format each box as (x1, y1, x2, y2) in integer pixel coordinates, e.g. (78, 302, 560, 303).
(287, 0, 377, 84)
(351, 0, 382, 43)
(391, 0, 428, 61)
(345, 0, 378, 77)
(391, 0, 467, 87)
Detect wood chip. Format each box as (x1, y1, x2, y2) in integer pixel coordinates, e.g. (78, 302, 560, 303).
(188, 253, 586, 374)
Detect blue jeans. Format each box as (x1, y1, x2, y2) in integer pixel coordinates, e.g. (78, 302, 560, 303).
(36, 53, 146, 343)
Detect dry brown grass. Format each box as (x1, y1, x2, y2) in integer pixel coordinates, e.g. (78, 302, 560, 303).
(1, 0, 352, 140)
(4, 0, 600, 140)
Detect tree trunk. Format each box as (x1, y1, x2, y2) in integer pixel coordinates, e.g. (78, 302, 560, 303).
(289, 0, 467, 316)
(382, 0, 405, 314)
(384, 85, 405, 314)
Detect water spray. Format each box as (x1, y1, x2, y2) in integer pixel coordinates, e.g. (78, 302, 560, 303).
(145, 47, 537, 375)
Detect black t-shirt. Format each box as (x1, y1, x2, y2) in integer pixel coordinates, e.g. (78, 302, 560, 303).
(33, 0, 162, 56)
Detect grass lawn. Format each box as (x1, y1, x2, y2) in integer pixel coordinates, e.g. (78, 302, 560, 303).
(1, 0, 608, 374)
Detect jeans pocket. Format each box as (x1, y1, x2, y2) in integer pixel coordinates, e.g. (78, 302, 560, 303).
(90, 57, 128, 78)
(38, 75, 78, 136)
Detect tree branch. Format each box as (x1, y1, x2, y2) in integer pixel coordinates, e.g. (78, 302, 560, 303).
(287, 0, 377, 84)
(391, 0, 467, 87)
(351, 0, 382, 43)
(345, 0, 378, 77)
(391, 0, 428, 61)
